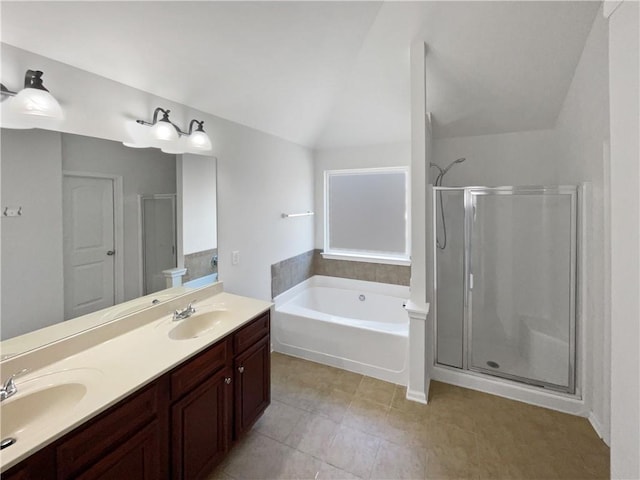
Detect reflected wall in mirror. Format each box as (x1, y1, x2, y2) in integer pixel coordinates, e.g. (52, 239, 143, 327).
(0, 128, 218, 355)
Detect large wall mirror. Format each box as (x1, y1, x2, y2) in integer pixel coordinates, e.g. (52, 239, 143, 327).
(1, 128, 218, 357)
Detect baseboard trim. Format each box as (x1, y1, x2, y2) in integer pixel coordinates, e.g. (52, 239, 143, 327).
(589, 411, 611, 446)
(406, 388, 428, 404)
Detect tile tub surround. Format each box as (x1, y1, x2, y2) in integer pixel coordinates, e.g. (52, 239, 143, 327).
(207, 352, 609, 480)
(271, 250, 315, 298)
(271, 249, 410, 298)
(183, 248, 218, 283)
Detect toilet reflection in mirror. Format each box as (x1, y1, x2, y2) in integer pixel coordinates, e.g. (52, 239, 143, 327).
(0, 128, 218, 353)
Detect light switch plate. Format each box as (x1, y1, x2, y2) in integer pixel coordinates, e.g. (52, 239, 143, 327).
(232, 251, 240, 265)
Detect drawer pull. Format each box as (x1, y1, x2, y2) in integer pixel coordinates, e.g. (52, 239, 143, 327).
(225, 377, 232, 384)
(238, 366, 244, 373)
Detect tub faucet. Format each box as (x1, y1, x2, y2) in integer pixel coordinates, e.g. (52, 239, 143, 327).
(173, 302, 196, 322)
(1, 369, 28, 402)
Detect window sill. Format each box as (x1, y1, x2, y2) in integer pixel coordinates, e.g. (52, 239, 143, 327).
(320, 252, 411, 267)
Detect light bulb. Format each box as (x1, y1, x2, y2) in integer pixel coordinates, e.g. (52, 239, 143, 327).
(151, 120, 179, 142)
(9, 88, 63, 119)
(187, 130, 212, 151)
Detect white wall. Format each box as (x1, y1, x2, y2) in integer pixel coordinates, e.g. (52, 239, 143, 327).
(215, 123, 314, 299)
(608, 1, 640, 477)
(1, 129, 63, 339)
(61, 134, 176, 301)
(313, 141, 410, 248)
(0, 44, 315, 301)
(180, 154, 217, 255)
(553, 8, 610, 443)
(429, 7, 611, 435)
(433, 129, 558, 187)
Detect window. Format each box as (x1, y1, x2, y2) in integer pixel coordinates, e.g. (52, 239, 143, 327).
(324, 167, 410, 265)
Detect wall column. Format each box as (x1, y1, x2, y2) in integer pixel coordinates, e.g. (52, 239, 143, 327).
(408, 40, 431, 402)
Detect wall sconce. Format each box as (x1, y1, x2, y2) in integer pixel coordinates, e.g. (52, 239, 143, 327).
(123, 107, 212, 154)
(1, 69, 63, 129)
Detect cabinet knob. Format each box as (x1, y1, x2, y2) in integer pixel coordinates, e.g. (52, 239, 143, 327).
(238, 366, 244, 373)
(225, 377, 232, 384)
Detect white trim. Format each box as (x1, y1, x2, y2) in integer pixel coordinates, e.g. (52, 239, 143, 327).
(589, 411, 611, 446)
(137, 195, 144, 297)
(320, 251, 410, 266)
(404, 299, 429, 318)
(406, 389, 427, 404)
(323, 166, 411, 261)
(432, 365, 587, 416)
(62, 171, 124, 305)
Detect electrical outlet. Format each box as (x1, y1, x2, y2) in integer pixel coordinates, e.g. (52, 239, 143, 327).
(232, 250, 240, 265)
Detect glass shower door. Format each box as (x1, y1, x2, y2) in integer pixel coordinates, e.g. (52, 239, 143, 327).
(467, 188, 576, 392)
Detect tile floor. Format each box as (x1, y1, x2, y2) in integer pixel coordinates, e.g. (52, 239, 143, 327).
(209, 353, 609, 479)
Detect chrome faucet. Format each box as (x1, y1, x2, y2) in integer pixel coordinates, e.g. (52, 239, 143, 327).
(1, 369, 28, 402)
(173, 302, 196, 322)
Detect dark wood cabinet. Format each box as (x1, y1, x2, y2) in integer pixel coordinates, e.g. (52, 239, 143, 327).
(74, 421, 161, 480)
(171, 367, 232, 480)
(56, 381, 166, 480)
(1, 447, 55, 480)
(2, 310, 270, 480)
(234, 336, 270, 438)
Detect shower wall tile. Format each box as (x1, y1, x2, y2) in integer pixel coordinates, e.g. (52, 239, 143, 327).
(183, 248, 218, 283)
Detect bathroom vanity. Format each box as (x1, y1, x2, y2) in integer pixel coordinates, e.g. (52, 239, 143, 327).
(0, 286, 271, 480)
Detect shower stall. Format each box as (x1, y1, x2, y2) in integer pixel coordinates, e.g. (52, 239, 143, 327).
(432, 185, 577, 393)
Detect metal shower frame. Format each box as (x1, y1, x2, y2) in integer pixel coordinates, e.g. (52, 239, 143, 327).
(431, 185, 578, 394)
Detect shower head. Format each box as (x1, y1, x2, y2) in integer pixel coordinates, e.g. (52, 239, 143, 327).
(442, 157, 466, 175)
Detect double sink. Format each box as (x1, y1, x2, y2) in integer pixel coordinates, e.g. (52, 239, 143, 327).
(1, 300, 235, 455)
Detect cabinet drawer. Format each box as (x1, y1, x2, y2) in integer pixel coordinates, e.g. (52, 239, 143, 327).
(171, 339, 229, 401)
(57, 382, 160, 479)
(75, 420, 161, 480)
(233, 311, 270, 355)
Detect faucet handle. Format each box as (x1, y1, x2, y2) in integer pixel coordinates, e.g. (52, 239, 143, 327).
(2, 368, 28, 390)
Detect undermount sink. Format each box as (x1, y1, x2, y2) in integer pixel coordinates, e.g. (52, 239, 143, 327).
(168, 310, 233, 340)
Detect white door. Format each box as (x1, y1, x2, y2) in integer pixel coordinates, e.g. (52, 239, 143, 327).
(63, 175, 115, 320)
(141, 195, 177, 295)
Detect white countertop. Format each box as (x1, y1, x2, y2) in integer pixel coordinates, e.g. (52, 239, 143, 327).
(0, 290, 272, 472)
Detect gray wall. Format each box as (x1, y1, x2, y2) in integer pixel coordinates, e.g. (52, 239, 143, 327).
(1, 129, 64, 339)
(1, 129, 176, 340)
(62, 133, 176, 301)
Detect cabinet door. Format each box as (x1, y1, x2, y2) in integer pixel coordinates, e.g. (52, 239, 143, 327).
(171, 367, 232, 480)
(2, 446, 55, 480)
(234, 336, 270, 438)
(74, 421, 161, 480)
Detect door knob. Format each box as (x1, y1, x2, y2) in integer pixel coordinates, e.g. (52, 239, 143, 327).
(106, 250, 115, 256)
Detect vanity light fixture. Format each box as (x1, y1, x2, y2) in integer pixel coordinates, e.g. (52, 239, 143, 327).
(124, 107, 213, 154)
(0, 69, 64, 128)
(186, 119, 213, 151)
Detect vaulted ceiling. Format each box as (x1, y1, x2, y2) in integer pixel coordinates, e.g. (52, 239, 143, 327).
(1, 1, 599, 149)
